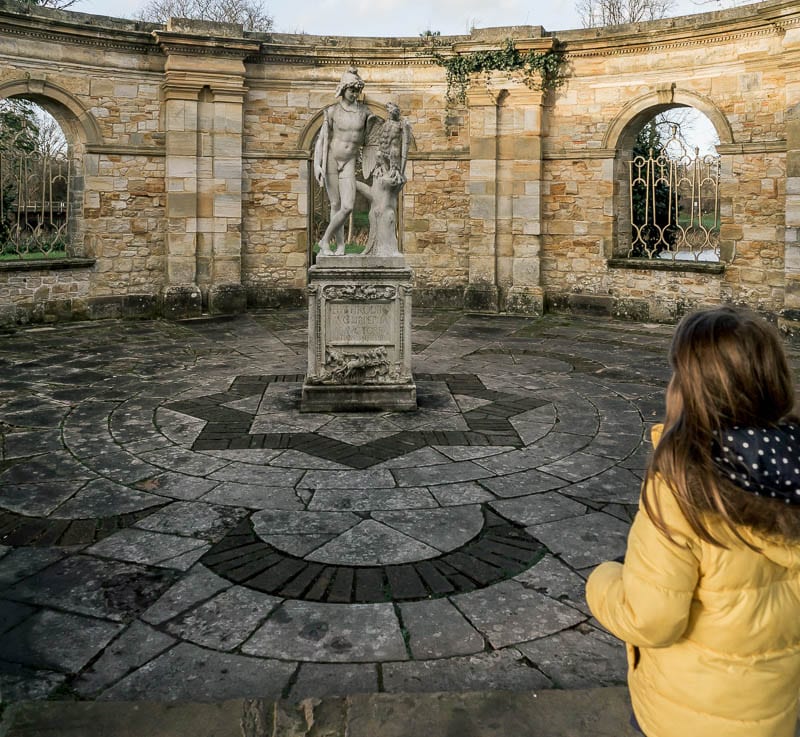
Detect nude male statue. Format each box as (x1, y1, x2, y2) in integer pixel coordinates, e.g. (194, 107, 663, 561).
(313, 68, 378, 255)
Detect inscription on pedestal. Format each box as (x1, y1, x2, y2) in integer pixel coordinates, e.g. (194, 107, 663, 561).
(327, 302, 393, 345)
(302, 260, 415, 412)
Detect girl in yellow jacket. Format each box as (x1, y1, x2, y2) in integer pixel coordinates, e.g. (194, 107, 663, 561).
(586, 305, 800, 737)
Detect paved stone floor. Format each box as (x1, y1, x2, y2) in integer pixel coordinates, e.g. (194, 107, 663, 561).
(1, 310, 796, 710)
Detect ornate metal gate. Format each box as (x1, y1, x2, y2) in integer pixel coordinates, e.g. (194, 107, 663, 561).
(628, 124, 720, 262)
(0, 118, 71, 260)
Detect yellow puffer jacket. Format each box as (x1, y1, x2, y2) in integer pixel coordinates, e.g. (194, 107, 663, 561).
(586, 425, 800, 737)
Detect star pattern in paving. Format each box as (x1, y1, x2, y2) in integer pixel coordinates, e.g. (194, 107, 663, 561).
(166, 373, 549, 469)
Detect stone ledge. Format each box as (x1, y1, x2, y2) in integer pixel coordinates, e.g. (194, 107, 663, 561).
(1, 688, 641, 737)
(607, 257, 726, 275)
(0, 257, 95, 272)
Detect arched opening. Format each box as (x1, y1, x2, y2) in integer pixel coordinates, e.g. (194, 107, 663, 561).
(626, 108, 721, 261)
(606, 90, 731, 263)
(0, 98, 72, 260)
(0, 80, 98, 262)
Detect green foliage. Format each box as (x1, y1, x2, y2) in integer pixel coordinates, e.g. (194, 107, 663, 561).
(430, 39, 565, 105)
(0, 99, 39, 154)
(0, 233, 68, 260)
(630, 119, 677, 256)
(312, 242, 365, 256)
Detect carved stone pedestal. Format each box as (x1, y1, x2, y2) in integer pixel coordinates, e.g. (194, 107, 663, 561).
(301, 255, 416, 413)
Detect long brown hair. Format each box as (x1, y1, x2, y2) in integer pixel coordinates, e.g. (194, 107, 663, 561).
(643, 305, 800, 547)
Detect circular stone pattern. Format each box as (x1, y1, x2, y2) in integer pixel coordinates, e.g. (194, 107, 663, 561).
(251, 506, 485, 565)
(200, 507, 544, 604)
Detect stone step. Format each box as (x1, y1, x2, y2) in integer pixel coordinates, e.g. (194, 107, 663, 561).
(1, 688, 641, 737)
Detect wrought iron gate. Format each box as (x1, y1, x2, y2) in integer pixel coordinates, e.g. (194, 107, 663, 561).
(0, 125, 71, 260)
(628, 124, 720, 262)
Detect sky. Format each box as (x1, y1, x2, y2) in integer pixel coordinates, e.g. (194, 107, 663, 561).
(78, 0, 731, 36)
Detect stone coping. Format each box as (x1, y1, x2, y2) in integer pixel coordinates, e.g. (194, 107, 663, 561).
(0, 257, 95, 272)
(1, 688, 641, 737)
(607, 257, 726, 275)
(314, 255, 409, 269)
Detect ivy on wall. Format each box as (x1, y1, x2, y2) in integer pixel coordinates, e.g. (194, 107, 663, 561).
(430, 39, 565, 105)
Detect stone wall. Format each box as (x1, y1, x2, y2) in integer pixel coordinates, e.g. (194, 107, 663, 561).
(0, 0, 797, 326)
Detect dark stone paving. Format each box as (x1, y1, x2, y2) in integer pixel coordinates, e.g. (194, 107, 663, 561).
(1, 309, 798, 708)
(177, 373, 546, 466)
(201, 507, 544, 603)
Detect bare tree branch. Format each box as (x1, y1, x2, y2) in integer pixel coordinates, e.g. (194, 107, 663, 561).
(137, 0, 273, 31)
(29, 0, 82, 9)
(577, 0, 677, 27)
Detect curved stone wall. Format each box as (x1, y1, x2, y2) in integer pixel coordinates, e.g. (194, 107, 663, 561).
(0, 0, 797, 326)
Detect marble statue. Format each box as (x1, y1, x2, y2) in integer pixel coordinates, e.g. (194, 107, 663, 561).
(359, 102, 413, 256)
(313, 71, 413, 257)
(313, 68, 378, 255)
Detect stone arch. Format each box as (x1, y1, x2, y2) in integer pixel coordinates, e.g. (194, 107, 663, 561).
(602, 87, 734, 152)
(602, 87, 733, 260)
(0, 78, 102, 258)
(0, 77, 102, 147)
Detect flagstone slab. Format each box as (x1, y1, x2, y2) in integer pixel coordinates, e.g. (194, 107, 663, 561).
(99, 643, 294, 701)
(452, 580, 586, 649)
(381, 648, 553, 694)
(306, 520, 441, 566)
(242, 601, 407, 662)
(0, 609, 122, 673)
(74, 621, 177, 697)
(6, 555, 179, 622)
(527, 512, 631, 570)
(516, 625, 627, 688)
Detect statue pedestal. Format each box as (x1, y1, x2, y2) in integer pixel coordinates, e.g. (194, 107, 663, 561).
(301, 255, 416, 413)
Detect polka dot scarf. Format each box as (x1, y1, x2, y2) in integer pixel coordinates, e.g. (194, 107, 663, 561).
(713, 423, 800, 504)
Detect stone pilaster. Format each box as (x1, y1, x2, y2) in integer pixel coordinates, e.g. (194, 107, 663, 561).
(783, 26, 800, 331)
(465, 84, 500, 312)
(154, 21, 260, 318)
(465, 59, 547, 315)
(501, 82, 545, 316)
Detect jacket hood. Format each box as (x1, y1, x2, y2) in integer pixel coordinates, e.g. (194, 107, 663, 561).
(651, 423, 800, 571)
(714, 423, 800, 570)
(713, 423, 800, 505)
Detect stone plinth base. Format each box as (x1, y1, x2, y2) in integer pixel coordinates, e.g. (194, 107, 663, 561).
(161, 284, 202, 320)
(464, 285, 499, 313)
(208, 283, 246, 315)
(301, 254, 416, 413)
(504, 286, 544, 316)
(301, 382, 417, 413)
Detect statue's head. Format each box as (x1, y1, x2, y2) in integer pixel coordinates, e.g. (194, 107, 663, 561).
(385, 102, 400, 120)
(335, 67, 365, 98)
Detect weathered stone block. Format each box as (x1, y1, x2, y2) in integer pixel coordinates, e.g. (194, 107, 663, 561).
(302, 256, 415, 412)
(463, 285, 498, 313)
(161, 284, 202, 320)
(504, 286, 543, 316)
(208, 283, 246, 315)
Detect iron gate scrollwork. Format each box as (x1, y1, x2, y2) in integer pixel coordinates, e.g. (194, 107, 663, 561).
(0, 117, 71, 260)
(628, 124, 720, 262)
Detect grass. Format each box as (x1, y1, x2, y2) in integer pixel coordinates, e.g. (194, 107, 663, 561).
(0, 249, 67, 261)
(312, 242, 365, 255)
